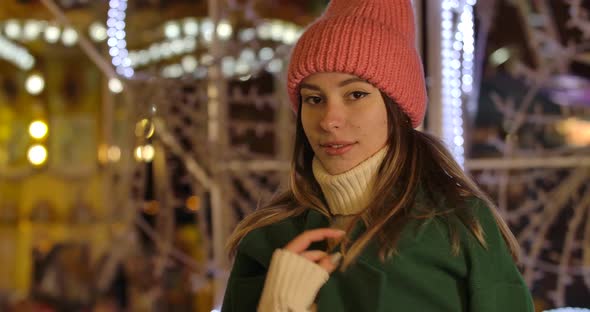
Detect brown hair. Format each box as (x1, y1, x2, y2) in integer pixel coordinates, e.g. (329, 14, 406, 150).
(226, 93, 520, 269)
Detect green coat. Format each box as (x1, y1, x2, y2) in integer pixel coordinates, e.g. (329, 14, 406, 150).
(221, 198, 534, 311)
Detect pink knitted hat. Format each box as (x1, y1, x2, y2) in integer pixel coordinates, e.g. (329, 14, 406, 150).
(286, 0, 427, 128)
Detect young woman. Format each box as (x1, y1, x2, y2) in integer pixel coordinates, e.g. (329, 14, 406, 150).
(222, 0, 534, 311)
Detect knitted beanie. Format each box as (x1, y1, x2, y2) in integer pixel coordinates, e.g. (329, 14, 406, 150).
(286, 0, 427, 128)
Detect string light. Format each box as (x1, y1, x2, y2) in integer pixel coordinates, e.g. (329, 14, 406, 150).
(107, 0, 133, 77)
(134, 145, 155, 162)
(89, 22, 107, 42)
(164, 21, 181, 39)
(44, 25, 61, 43)
(25, 74, 45, 95)
(27, 144, 48, 166)
(183, 18, 199, 36)
(108, 78, 123, 93)
(216, 20, 233, 40)
(440, 0, 477, 168)
(23, 20, 44, 41)
(4, 20, 21, 40)
(0, 34, 35, 70)
(29, 120, 49, 139)
(61, 27, 79, 46)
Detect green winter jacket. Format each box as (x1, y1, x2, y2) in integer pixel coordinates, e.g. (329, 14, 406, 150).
(221, 198, 534, 311)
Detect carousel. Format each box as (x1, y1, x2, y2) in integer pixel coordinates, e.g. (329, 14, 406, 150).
(0, 0, 589, 311)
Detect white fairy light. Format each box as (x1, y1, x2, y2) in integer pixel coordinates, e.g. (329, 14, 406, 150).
(234, 59, 250, 75)
(238, 28, 256, 42)
(164, 21, 181, 39)
(107, 0, 133, 77)
(162, 64, 184, 78)
(61, 27, 79, 46)
(108, 77, 123, 93)
(270, 20, 284, 42)
(221, 56, 236, 77)
(258, 47, 274, 61)
(256, 21, 272, 40)
(201, 18, 214, 42)
(217, 20, 233, 40)
(44, 25, 61, 43)
(282, 24, 298, 45)
(89, 22, 107, 42)
(183, 36, 196, 50)
(183, 18, 199, 37)
(170, 39, 184, 54)
(239, 49, 256, 62)
(0, 34, 35, 70)
(440, 0, 477, 168)
(23, 20, 43, 41)
(181, 55, 198, 72)
(4, 20, 21, 40)
(266, 59, 283, 73)
(25, 74, 45, 95)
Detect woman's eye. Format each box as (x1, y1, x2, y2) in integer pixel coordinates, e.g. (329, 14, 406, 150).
(303, 96, 322, 105)
(349, 91, 369, 100)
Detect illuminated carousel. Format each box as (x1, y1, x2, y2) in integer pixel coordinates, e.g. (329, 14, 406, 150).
(0, 0, 589, 311)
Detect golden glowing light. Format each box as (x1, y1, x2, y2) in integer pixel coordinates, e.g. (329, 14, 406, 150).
(29, 120, 48, 139)
(186, 195, 201, 212)
(27, 144, 47, 166)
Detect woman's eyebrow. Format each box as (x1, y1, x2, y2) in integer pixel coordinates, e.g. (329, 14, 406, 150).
(300, 83, 321, 91)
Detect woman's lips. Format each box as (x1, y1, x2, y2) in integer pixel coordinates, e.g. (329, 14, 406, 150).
(320, 142, 356, 156)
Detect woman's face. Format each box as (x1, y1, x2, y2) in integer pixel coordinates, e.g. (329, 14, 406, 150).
(300, 72, 389, 175)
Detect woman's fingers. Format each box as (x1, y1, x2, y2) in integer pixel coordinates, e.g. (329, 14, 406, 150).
(299, 250, 343, 273)
(284, 228, 345, 254)
(318, 252, 342, 273)
(299, 250, 329, 262)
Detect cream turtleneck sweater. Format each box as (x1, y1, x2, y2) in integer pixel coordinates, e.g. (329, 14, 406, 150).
(257, 147, 387, 312)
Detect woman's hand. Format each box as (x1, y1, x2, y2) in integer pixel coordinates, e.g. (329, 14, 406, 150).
(284, 228, 345, 273)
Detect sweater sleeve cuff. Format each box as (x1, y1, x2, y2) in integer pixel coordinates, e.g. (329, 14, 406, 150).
(258, 249, 329, 312)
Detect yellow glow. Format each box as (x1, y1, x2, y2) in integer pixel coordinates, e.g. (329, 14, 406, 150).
(27, 144, 47, 166)
(135, 119, 155, 139)
(558, 118, 590, 146)
(29, 120, 48, 139)
(107, 146, 121, 162)
(25, 74, 45, 95)
(142, 144, 155, 162)
(98, 144, 109, 164)
(134, 146, 143, 161)
(186, 195, 201, 212)
(143, 200, 159, 215)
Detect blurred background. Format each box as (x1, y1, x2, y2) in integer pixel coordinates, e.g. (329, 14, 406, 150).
(0, 0, 588, 311)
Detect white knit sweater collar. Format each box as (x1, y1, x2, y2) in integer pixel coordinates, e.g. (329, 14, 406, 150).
(312, 147, 387, 216)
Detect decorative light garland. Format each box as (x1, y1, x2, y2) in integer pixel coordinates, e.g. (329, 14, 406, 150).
(107, 0, 133, 77)
(0, 34, 35, 70)
(1, 10, 300, 80)
(440, 0, 476, 167)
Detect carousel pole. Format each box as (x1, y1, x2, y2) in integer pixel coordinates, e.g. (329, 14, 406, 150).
(207, 0, 232, 306)
(426, 0, 443, 137)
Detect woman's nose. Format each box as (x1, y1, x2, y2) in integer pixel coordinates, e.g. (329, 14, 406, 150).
(319, 102, 345, 131)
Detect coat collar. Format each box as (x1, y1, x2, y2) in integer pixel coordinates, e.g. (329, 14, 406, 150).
(238, 209, 388, 311)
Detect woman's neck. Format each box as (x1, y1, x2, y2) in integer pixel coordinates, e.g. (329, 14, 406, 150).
(312, 147, 387, 216)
